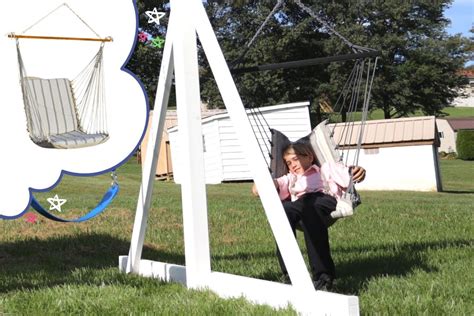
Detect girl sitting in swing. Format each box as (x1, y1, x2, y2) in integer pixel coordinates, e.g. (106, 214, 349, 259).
(252, 141, 365, 291)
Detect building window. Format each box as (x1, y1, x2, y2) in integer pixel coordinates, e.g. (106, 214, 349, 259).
(438, 131, 444, 138)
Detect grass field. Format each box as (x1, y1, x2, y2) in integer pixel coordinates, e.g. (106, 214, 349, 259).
(1, 158, 473, 315)
(323, 106, 474, 122)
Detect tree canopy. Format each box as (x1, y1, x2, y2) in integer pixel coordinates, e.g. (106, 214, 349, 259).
(127, 0, 472, 119)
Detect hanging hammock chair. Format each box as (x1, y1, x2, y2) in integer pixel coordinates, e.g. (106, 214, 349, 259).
(232, 0, 379, 225)
(10, 3, 112, 149)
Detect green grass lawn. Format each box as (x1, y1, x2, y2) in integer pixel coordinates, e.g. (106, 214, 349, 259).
(322, 107, 474, 122)
(324, 106, 474, 123)
(1, 158, 473, 315)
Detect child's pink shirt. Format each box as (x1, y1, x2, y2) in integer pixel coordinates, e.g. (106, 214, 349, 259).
(276, 162, 351, 201)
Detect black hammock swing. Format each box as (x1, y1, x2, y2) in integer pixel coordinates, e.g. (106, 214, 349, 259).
(230, 0, 380, 225)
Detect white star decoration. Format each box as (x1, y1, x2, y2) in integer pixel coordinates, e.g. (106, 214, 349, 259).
(145, 8, 166, 25)
(47, 194, 67, 213)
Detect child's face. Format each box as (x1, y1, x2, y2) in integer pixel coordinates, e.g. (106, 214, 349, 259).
(284, 152, 313, 175)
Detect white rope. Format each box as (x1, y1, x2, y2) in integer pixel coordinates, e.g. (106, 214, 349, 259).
(22, 3, 101, 38)
(72, 43, 107, 134)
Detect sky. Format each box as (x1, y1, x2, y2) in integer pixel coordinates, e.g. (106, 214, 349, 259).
(444, 0, 473, 36)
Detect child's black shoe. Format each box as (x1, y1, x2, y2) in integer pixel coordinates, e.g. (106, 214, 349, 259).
(279, 273, 291, 284)
(313, 274, 333, 291)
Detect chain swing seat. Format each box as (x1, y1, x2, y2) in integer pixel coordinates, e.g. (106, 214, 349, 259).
(30, 172, 120, 223)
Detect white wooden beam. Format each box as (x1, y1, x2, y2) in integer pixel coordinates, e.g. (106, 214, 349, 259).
(126, 8, 176, 274)
(172, 0, 211, 288)
(119, 256, 359, 316)
(122, 0, 360, 314)
(192, 0, 314, 293)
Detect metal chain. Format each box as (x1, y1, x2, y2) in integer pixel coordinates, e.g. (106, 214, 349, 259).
(293, 0, 369, 53)
(111, 170, 118, 186)
(231, 0, 285, 66)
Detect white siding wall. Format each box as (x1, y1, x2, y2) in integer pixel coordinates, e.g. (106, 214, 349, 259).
(202, 120, 223, 184)
(218, 119, 250, 181)
(169, 102, 311, 184)
(436, 119, 457, 153)
(219, 104, 311, 181)
(342, 144, 440, 191)
(167, 127, 182, 183)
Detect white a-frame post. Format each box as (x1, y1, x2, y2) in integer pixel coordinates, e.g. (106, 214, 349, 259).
(119, 0, 359, 314)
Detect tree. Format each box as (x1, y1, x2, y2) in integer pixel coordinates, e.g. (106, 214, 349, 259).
(127, 0, 471, 119)
(330, 0, 470, 118)
(126, 1, 170, 109)
(202, 0, 471, 119)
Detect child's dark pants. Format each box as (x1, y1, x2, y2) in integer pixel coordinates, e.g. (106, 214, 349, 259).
(276, 192, 337, 280)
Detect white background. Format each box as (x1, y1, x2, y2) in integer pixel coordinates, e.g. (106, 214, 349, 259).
(0, 0, 147, 217)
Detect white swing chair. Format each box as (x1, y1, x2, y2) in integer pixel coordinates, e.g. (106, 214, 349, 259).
(10, 3, 112, 149)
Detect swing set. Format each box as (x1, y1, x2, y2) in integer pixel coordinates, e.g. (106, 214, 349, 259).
(6, 0, 379, 314)
(121, 0, 379, 315)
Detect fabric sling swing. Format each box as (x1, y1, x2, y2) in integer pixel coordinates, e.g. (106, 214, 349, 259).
(10, 3, 112, 149)
(30, 172, 120, 223)
(232, 0, 379, 225)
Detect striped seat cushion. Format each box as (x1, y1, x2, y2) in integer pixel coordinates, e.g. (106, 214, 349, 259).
(24, 78, 79, 139)
(24, 77, 109, 149)
(49, 131, 109, 149)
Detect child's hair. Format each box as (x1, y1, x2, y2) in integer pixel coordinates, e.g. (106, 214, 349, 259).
(282, 141, 316, 164)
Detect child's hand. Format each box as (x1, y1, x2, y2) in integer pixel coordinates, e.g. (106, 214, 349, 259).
(251, 183, 259, 196)
(351, 166, 366, 183)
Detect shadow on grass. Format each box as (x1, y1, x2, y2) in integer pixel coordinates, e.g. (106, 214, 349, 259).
(2, 234, 471, 297)
(333, 238, 472, 295)
(0, 233, 184, 294)
(214, 238, 472, 296)
(442, 190, 474, 194)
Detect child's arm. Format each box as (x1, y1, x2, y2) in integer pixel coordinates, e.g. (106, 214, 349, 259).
(251, 179, 280, 197)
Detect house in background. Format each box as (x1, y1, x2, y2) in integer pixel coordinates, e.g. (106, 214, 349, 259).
(168, 102, 311, 184)
(330, 116, 442, 192)
(436, 117, 474, 153)
(451, 69, 474, 107)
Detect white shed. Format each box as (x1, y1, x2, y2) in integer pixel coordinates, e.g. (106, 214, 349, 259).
(168, 102, 311, 184)
(331, 116, 442, 192)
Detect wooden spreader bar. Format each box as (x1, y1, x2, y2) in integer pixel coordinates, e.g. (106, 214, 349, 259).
(8, 33, 113, 42)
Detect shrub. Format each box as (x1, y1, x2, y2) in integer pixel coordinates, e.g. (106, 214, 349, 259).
(439, 151, 457, 160)
(456, 130, 474, 160)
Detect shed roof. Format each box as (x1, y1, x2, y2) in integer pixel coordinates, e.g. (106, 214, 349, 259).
(329, 116, 438, 148)
(458, 69, 474, 79)
(444, 117, 474, 131)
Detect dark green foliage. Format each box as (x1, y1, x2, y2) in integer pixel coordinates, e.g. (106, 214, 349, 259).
(127, 0, 472, 118)
(126, 1, 170, 108)
(456, 129, 474, 160)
